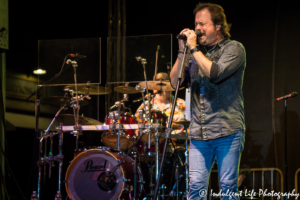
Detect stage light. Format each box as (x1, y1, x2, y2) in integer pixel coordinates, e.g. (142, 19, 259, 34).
(33, 69, 46, 75)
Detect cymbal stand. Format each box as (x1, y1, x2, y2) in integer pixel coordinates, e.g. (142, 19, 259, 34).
(154, 121, 160, 183)
(57, 125, 64, 192)
(136, 84, 153, 149)
(49, 134, 53, 178)
(136, 57, 152, 125)
(43, 136, 47, 184)
(153, 44, 188, 200)
(37, 131, 43, 200)
(69, 59, 89, 155)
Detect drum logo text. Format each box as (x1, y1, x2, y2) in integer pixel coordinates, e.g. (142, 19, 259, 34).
(81, 159, 107, 172)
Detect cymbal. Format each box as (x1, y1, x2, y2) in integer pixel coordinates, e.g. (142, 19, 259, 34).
(55, 114, 103, 125)
(173, 120, 190, 126)
(155, 73, 169, 81)
(139, 81, 175, 91)
(65, 85, 112, 95)
(114, 86, 139, 94)
(41, 96, 89, 106)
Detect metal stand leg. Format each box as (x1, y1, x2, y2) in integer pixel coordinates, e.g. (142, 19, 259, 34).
(155, 134, 160, 200)
(176, 164, 179, 200)
(58, 126, 63, 192)
(133, 151, 137, 199)
(43, 137, 47, 184)
(49, 136, 53, 178)
(37, 131, 42, 200)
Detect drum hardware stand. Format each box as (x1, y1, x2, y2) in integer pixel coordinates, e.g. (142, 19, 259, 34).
(36, 124, 65, 199)
(153, 43, 189, 200)
(136, 57, 152, 123)
(135, 84, 153, 149)
(43, 136, 47, 184)
(57, 125, 64, 193)
(49, 133, 54, 178)
(175, 164, 179, 200)
(160, 184, 167, 199)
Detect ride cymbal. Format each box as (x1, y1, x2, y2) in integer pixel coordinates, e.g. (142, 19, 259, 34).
(114, 86, 139, 94)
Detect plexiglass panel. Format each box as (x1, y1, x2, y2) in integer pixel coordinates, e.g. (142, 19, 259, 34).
(38, 38, 101, 84)
(107, 34, 172, 83)
(38, 83, 109, 131)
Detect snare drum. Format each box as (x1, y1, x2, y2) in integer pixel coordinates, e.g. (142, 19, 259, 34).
(65, 149, 143, 200)
(102, 112, 137, 151)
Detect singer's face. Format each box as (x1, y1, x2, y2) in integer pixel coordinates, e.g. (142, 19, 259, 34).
(195, 9, 221, 46)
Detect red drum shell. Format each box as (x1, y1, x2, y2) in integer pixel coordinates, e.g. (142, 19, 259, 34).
(102, 114, 137, 151)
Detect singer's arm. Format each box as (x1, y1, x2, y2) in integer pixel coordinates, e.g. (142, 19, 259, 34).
(170, 56, 185, 89)
(190, 50, 212, 78)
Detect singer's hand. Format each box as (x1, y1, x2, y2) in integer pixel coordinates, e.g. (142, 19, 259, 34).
(178, 28, 190, 51)
(178, 29, 197, 50)
(183, 30, 197, 49)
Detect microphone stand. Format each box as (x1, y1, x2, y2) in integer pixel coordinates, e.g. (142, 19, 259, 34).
(153, 44, 188, 200)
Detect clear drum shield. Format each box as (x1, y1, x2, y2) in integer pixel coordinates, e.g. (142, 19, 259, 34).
(105, 34, 172, 117)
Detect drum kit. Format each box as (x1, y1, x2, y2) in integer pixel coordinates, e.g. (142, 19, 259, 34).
(37, 74, 191, 200)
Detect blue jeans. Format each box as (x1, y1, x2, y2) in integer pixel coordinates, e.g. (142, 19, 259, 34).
(189, 130, 245, 200)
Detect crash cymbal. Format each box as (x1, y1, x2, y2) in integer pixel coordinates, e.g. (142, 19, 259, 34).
(114, 86, 139, 94)
(139, 81, 175, 91)
(41, 96, 89, 106)
(55, 114, 103, 126)
(173, 120, 190, 126)
(65, 85, 112, 95)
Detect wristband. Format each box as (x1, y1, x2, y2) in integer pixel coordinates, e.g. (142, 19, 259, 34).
(190, 46, 199, 54)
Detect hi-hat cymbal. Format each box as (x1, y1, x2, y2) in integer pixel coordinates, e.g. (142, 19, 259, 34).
(114, 86, 139, 94)
(41, 96, 89, 106)
(55, 114, 103, 125)
(65, 85, 112, 95)
(139, 81, 175, 91)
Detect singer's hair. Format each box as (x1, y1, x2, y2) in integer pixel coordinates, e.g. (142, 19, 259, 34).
(193, 3, 231, 38)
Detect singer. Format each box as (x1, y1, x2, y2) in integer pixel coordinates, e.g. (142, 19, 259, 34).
(170, 3, 246, 200)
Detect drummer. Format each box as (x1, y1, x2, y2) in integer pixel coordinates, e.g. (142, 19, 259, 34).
(134, 77, 186, 135)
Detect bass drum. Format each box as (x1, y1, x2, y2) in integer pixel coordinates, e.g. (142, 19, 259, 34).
(65, 149, 143, 200)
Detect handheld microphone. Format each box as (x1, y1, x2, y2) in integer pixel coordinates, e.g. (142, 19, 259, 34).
(176, 30, 203, 40)
(276, 92, 297, 101)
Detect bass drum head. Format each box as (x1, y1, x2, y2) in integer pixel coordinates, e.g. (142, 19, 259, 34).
(65, 149, 125, 200)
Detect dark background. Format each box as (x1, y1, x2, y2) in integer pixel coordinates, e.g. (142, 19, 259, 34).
(5, 0, 300, 199)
